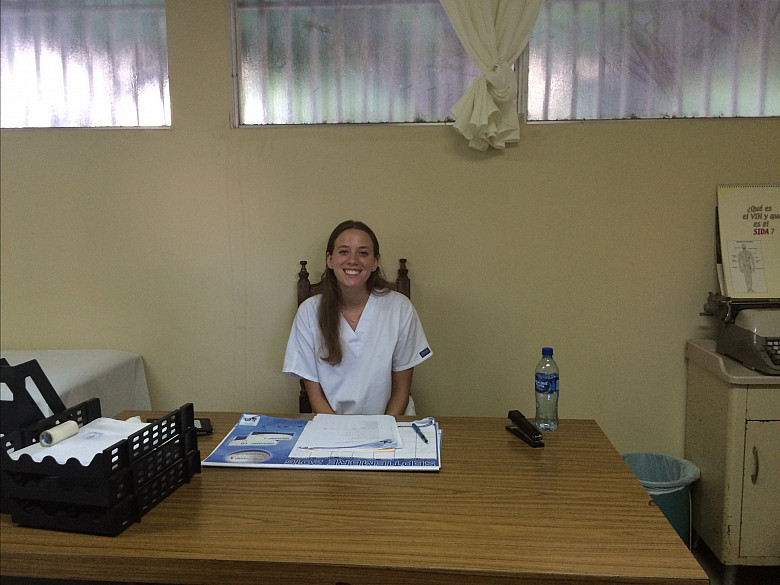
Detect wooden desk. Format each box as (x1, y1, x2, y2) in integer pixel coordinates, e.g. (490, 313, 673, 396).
(0, 414, 708, 585)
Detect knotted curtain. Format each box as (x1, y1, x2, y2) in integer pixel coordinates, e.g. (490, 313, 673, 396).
(440, 0, 544, 151)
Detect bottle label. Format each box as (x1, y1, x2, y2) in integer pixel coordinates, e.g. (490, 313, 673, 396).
(535, 373, 559, 394)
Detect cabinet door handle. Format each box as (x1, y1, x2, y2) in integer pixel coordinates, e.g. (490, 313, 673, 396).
(751, 445, 760, 484)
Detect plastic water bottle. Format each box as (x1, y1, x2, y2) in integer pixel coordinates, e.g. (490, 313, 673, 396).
(535, 347, 559, 431)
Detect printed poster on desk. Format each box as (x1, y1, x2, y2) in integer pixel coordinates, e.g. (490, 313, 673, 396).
(202, 414, 441, 471)
(717, 184, 780, 298)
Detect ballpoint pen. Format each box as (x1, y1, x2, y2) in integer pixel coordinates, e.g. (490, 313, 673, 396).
(411, 422, 429, 444)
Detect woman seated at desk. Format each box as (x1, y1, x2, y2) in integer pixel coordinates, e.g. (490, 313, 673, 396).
(283, 220, 432, 415)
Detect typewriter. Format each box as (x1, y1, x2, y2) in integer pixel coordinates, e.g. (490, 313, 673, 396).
(702, 292, 780, 376)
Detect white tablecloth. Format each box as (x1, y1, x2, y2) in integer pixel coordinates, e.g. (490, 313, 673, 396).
(1, 349, 151, 417)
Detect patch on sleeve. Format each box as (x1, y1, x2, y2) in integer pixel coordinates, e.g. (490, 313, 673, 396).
(419, 347, 431, 358)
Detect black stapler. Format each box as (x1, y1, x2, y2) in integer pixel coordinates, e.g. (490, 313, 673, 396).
(506, 410, 544, 448)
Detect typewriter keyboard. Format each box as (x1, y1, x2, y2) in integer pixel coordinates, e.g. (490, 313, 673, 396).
(766, 338, 780, 365)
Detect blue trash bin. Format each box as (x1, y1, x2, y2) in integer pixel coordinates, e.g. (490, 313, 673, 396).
(622, 452, 700, 548)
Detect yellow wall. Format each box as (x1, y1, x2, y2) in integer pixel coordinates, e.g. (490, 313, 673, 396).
(1, 0, 778, 456)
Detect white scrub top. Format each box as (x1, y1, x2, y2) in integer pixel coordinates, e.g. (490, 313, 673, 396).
(283, 290, 432, 414)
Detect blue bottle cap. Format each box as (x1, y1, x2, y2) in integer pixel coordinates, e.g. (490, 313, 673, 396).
(542, 347, 553, 355)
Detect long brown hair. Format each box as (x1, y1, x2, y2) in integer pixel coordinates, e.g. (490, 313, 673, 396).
(318, 220, 393, 365)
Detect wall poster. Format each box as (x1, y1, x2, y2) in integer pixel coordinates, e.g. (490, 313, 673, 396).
(717, 184, 780, 298)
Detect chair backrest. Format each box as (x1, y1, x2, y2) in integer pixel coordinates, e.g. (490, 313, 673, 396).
(295, 258, 411, 412)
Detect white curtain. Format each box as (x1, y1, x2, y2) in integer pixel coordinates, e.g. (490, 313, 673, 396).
(440, 0, 544, 151)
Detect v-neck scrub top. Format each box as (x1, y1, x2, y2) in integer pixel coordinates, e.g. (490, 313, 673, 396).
(283, 290, 433, 414)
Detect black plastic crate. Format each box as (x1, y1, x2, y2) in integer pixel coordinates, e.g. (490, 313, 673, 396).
(135, 450, 201, 517)
(5, 493, 141, 537)
(1, 427, 199, 507)
(5, 451, 201, 536)
(1, 400, 196, 479)
(1, 401, 201, 535)
(1, 467, 135, 508)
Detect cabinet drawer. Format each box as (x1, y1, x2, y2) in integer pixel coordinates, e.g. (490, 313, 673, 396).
(747, 386, 780, 420)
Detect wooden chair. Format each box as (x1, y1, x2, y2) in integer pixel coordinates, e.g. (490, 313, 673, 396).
(295, 258, 411, 413)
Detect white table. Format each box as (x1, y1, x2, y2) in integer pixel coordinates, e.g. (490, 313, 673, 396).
(1, 349, 151, 417)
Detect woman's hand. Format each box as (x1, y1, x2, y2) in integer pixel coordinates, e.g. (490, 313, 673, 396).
(303, 379, 337, 414)
(385, 368, 414, 416)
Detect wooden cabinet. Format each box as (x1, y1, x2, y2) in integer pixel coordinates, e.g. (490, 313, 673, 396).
(685, 340, 780, 570)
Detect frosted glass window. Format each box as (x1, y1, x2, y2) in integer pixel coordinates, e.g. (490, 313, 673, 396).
(1, 0, 171, 128)
(527, 0, 780, 120)
(234, 0, 478, 125)
(237, 0, 777, 126)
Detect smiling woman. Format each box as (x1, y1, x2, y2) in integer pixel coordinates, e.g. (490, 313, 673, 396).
(326, 226, 381, 308)
(283, 220, 433, 417)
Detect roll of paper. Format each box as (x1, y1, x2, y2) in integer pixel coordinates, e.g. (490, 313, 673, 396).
(40, 420, 79, 447)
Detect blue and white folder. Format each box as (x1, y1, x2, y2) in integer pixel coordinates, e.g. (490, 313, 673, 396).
(202, 414, 441, 471)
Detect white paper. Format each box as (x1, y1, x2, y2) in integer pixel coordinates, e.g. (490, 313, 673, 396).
(295, 414, 402, 451)
(9, 417, 149, 466)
